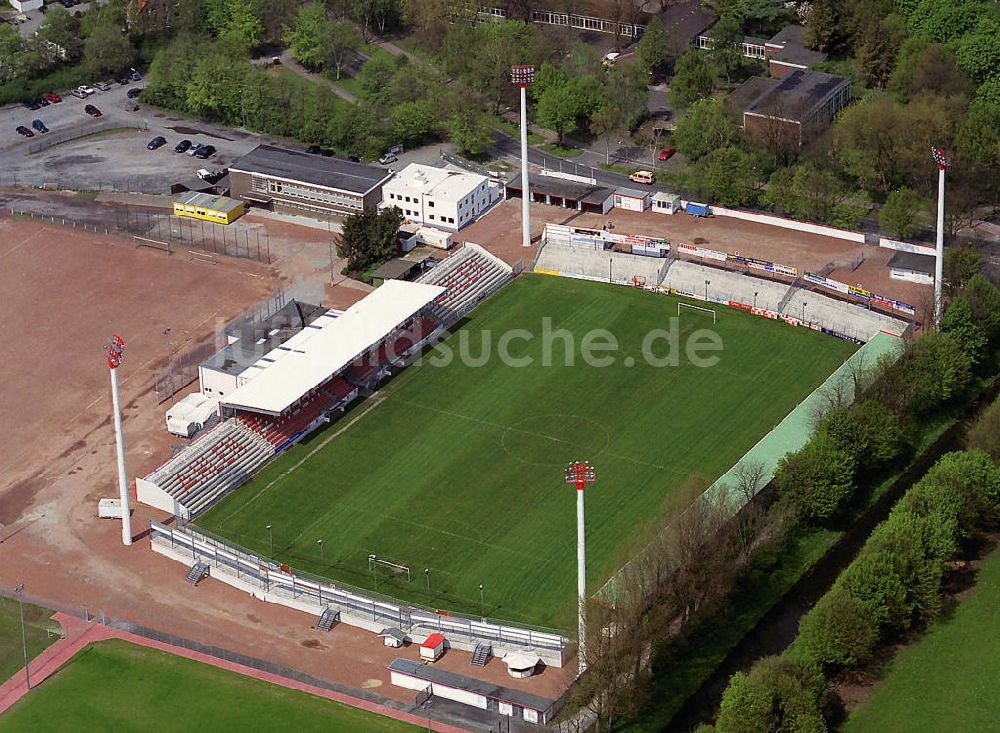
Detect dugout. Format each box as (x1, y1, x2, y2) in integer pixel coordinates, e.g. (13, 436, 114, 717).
(507, 174, 613, 214)
(173, 192, 245, 225)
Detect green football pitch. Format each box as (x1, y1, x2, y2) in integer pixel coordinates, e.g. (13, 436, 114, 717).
(198, 275, 855, 628)
(0, 639, 417, 732)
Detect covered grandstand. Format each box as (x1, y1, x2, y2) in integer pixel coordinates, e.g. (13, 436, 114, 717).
(137, 280, 445, 519)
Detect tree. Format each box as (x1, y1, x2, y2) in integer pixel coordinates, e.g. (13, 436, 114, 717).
(939, 297, 988, 365)
(283, 3, 334, 71)
(672, 96, 741, 161)
(709, 14, 744, 84)
(957, 95, 1000, 169)
(327, 21, 362, 80)
(866, 509, 946, 622)
(700, 146, 758, 206)
(591, 103, 624, 165)
(336, 206, 404, 271)
(890, 41, 971, 101)
(716, 656, 826, 733)
(84, 26, 134, 77)
(0, 24, 22, 84)
(880, 187, 924, 239)
(446, 111, 493, 155)
(669, 50, 714, 107)
(889, 331, 973, 414)
(389, 100, 436, 146)
(818, 401, 902, 474)
(536, 84, 582, 143)
(838, 551, 912, 630)
(796, 588, 878, 669)
(804, 0, 846, 52)
(943, 244, 985, 297)
(635, 16, 671, 74)
(856, 13, 908, 88)
(776, 432, 856, 521)
(205, 0, 264, 49)
(954, 14, 1000, 85)
(35, 6, 83, 63)
(961, 273, 1000, 339)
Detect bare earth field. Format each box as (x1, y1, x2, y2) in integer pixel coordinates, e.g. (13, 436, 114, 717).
(0, 216, 572, 720)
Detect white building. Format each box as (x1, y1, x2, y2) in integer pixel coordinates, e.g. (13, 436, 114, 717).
(381, 164, 498, 232)
(11, 0, 42, 12)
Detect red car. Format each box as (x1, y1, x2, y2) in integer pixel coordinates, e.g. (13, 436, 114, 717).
(44, 92, 61, 103)
(658, 147, 677, 161)
(84, 104, 102, 117)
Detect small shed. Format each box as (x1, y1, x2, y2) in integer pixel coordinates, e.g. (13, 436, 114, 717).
(420, 633, 446, 662)
(415, 227, 454, 250)
(173, 191, 245, 225)
(380, 628, 408, 648)
(165, 392, 219, 438)
(372, 258, 424, 286)
(613, 187, 651, 212)
(397, 223, 420, 253)
(502, 652, 541, 679)
(685, 201, 710, 217)
(651, 191, 682, 215)
(887, 251, 935, 285)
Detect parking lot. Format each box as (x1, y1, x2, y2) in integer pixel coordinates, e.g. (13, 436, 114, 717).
(0, 81, 277, 192)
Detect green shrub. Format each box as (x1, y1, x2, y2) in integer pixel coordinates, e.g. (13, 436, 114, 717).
(961, 273, 1000, 340)
(873, 332, 972, 415)
(939, 297, 988, 365)
(920, 450, 1000, 530)
(837, 551, 912, 630)
(775, 433, 856, 522)
(866, 508, 946, 622)
(716, 656, 827, 733)
(796, 588, 878, 670)
(818, 400, 903, 473)
(967, 394, 1000, 462)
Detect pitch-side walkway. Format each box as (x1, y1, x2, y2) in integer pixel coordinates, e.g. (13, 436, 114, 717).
(0, 613, 468, 732)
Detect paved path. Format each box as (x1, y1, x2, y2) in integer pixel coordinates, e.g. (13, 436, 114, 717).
(278, 51, 359, 103)
(0, 613, 468, 732)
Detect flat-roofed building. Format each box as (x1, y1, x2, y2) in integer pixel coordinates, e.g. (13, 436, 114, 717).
(229, 145, 392, 220)
(736, 69, 852, 146)
(381, 164, 499, 231)
(173, 192, 245, 225)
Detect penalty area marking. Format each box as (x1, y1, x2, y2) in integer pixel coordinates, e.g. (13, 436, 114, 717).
(678, 302, 716, 324)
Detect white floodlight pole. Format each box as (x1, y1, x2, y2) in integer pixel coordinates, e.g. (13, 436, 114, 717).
(932, 148, 949, 326)
(107, 335, 132, 546)
(512, 66, 535, 248)
(565, 461, 595, 675)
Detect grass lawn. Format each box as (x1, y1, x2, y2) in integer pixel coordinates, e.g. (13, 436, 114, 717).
(334, 45, 398, 99)
(0, 639, 416, 732)
(198, 275, 854, 628)
(538, 143, 584, 158)
(843, 543, 1000, 733)
(0, 597, 59, 684)
(496, 117, 545, 145)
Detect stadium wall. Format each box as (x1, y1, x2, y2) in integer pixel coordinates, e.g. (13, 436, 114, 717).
(149, 520, 569, 666)
(708, 206, 867, 243)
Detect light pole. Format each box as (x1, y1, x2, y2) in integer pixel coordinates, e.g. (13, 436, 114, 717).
(704, 279, 710, 302)
(931, 148, 949, 325)
(424, 568, 430, 594)
(565, 460, 596, 674)
(753, 291, 758, 309)
(317, 539, 324, 562)
(511, 65, 535, 248)
(802, 300, 807, 322)
(266, 524, 272, 556)
(14, 583, 29, 690)
(479, 583, 484, 619)
(105, 334, 132, 546)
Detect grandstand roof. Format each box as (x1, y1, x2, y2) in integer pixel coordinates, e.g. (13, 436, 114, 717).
(220, 280, 445, 415)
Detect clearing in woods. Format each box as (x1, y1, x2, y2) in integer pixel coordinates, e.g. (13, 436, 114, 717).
(198, 275, 855, 628)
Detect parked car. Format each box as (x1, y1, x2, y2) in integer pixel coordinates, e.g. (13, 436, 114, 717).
(84, 104, 102, 117)
(197, 168, 224, 181)
(15, 126, 34, 138)
(36, 96, 49, 107)
(657, 147, 677, 161)
(194, 144, 216, 159)
(147, 136, 167, 150)
(22, 99, 41, 110)
(32, 119, 48, 133)
(127, 87, 143, 99)
(347, 155, 361, 163)
(174, 139, 192, 153)
(306, 145, 323, 155)
(69, 88, 87, 99)
(114, 75, 129, 85)
(378, 152, 397, 165)
(76, 85, 96, 96)
(629, 170, 655, 185)
(185, 143, 203, 157)
(128, 68, 142, 81)
(93, 81, 111, 91)
(43, 92, 61, 103)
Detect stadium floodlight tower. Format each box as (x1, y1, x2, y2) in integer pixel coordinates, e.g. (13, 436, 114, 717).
(105, 334, 132, 546)
(565, 460, 595, 675)
(511, 65, 535, 248)
(931, 147, 949, 325)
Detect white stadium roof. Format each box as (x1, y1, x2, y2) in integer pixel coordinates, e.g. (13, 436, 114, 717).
(220, 280, 444, 415)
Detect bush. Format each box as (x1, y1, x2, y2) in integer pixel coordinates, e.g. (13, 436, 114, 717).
(796, 588, 878, 670)
(775, 433, 856, 522)
(716, 656, 827, 733)
(961, 273, 1000, 340)
(967, 394, 1000, 461)
(939, 297, 988, 365)
(836, 551, 912, 630)
(919, 450, 1000, 531)
(866, 508, 946, 622)
(873, 332, 972, 415)
(817, 400, 903, 473)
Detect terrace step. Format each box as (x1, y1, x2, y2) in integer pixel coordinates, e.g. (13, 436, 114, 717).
(317, 607, 340, 632)
(471, 643, 491, 667)
(185, 562, 209, 585)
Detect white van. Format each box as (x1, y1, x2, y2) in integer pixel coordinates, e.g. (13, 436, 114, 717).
(629, 170, 655, 185)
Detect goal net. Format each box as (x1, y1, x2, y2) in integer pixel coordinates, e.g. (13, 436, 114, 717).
(677, 302, 717, 324)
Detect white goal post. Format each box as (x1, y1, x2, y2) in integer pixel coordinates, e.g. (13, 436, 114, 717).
(677, 302, 717, 324)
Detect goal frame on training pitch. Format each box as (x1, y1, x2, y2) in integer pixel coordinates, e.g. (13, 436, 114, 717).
(677, 302, 717, 324)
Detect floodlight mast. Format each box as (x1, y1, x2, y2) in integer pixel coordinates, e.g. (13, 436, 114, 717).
(106, 334, 132, 546)
(511, 65, 535, 248)
(565, 460, 595, 674)
(931, 148, 949, 325)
